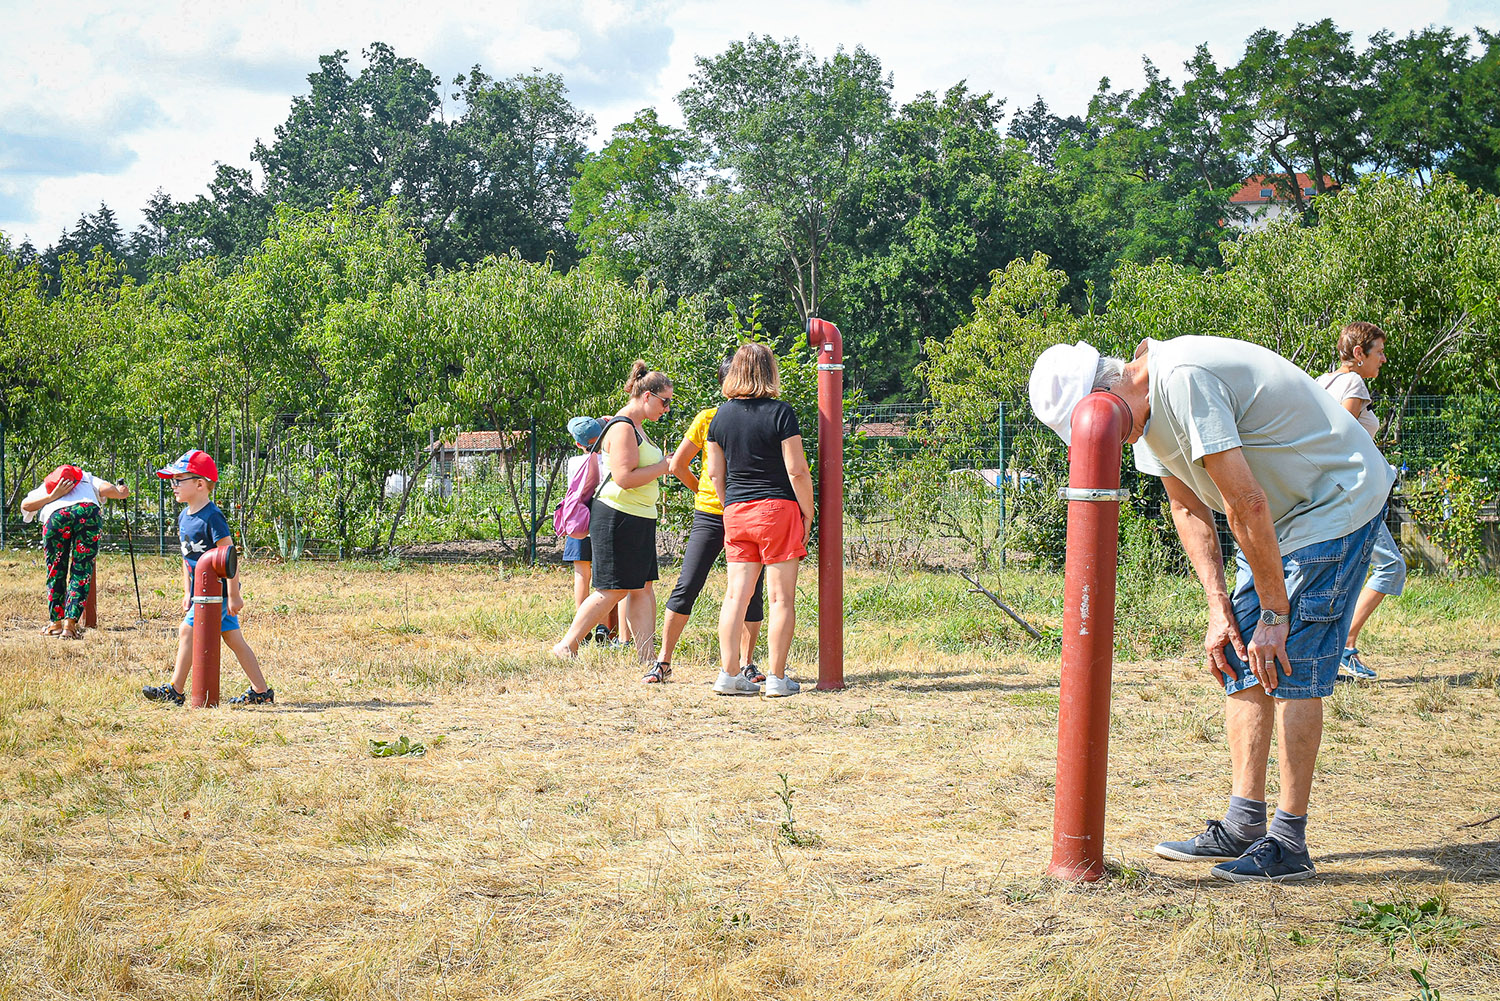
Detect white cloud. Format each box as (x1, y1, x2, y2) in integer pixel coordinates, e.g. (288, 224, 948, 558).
(2, 0, 1492, 245)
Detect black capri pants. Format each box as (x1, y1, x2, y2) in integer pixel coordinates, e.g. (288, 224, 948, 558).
(666, 510, 764, 621)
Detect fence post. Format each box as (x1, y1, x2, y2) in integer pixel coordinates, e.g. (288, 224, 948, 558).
(157, 416, 166, 557)
(997, 401, 1006, 569)
(528, 416, 538, 566)
(0, 420, 6, 551)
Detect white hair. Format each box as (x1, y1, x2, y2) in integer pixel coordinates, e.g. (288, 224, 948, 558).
(1092, 356, 1127, 392)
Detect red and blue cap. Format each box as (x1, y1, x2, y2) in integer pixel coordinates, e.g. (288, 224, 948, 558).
(156, 449, 219, 483)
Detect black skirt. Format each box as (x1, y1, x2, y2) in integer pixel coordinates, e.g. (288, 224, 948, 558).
(589, 500, 658, 591)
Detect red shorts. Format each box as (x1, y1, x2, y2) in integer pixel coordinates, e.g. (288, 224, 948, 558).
(722, 498, 806, 564)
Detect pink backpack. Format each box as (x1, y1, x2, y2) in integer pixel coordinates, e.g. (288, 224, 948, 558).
(552, 417, 631, 540)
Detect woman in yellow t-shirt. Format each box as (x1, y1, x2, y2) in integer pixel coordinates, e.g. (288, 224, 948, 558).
(552, 361, 673, 663)
(647, 360, 766, 685)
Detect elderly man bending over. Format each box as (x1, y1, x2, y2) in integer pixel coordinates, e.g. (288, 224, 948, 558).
(1030, 336, 1393, 883)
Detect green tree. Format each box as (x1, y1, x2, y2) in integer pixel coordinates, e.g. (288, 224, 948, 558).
(679, 34, 893, 325)
(1228, 20, 1366, 206)
(1364, 27, 1472, 182)
(567, 108, 699, 280)
(838, 83, 1026, 398)
(447, 68, 595, 268)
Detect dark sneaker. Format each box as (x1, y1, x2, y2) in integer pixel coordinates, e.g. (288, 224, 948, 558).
(1153, 819, 1256, 862)
(741, 662, 766, 684)
(1211, 836, 1316, 883)
(142, 683, 185, 706)
(228, 687, 275, 705)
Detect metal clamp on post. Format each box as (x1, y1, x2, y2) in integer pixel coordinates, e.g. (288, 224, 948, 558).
(1058, 487, 1131, 502)
(191, 595, 223, 604)
(817, 363, 845, 371)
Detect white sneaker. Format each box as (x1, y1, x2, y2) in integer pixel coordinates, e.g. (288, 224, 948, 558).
(713, 670, 761, 696)
(763, 675, 800, 698)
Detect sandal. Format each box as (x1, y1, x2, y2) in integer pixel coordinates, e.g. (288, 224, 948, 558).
(40, 623, 63, 636)
(641, 662, 671, 684)
(59, 627, 81, 640)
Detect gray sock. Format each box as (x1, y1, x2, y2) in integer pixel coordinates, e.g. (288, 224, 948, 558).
(1223, 796, 1268, 843)
(1268, 809, 1308, 854)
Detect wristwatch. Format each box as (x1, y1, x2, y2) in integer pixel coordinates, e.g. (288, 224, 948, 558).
(1259, 608, 1290, 626)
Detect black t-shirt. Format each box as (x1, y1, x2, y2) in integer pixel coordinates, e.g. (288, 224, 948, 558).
(707, 398, 802, 507)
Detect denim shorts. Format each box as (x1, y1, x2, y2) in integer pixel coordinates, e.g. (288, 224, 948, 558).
(1224, 511, 1383, 700)
(1365, 518, 1406, 596)
(562, 534, 592, 563)
(185, 605, 241, 632)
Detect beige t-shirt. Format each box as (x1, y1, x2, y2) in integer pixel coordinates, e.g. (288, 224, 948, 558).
(1131, 336, 1394, 555)
(1315, 370, 1379, 438)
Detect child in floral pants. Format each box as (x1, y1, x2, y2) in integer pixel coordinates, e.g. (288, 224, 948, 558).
(45, 503, 103, 627)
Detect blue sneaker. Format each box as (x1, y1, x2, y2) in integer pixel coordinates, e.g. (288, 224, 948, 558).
(1210, 836, 1316, 883)
(1338, 647, 1377, 680)
(1154, 819, 1256, 862)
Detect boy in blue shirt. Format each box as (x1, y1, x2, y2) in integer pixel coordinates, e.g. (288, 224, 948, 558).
(142, 449, 274, 706)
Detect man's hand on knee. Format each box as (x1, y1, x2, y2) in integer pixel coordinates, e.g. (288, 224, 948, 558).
(1204, 597, 1246, 685)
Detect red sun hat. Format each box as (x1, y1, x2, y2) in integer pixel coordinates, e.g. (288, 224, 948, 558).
(44, 465, 85, 492)
(155, 449, 219, 483)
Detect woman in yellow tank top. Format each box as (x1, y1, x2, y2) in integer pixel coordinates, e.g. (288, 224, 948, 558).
(646, 359, 766, 686)
(552, 360, 673, 664)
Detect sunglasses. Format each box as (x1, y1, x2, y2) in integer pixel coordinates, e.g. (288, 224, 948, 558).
(647, 391, 673, 412)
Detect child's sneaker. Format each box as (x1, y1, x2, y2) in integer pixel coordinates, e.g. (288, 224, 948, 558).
(763, 675, 800, 698)
(228, 687, 275, 705)
(142, 683, 185, 706)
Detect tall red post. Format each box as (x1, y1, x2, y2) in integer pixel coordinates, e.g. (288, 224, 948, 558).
(1047, 392, 1131, 881)
(807, 318, 845, 691)
(84, 572, 97, 629)
(189, 546, 237, 709)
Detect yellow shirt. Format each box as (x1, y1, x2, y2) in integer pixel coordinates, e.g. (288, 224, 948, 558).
(686, 407, 723, 516)
(595, 421, 663, 520)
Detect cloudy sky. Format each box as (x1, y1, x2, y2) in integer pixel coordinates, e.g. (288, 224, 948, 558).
(3, 0, 1497, 247)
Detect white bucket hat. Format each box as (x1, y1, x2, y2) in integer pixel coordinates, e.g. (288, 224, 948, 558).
(1029, 341, 1100, 445)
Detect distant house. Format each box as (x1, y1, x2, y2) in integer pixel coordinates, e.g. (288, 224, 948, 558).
(382, 430, 527, 499)
(1228, 173, 1337, 232)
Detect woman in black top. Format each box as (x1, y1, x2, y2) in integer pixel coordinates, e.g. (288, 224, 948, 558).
(703, 343, 814, 697)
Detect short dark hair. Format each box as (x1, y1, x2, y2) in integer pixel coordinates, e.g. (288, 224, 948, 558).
(1337, 321, 1386, 363)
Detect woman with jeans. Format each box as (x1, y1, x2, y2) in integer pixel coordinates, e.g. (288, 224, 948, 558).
(703, 343, 814, 698)
(1316, 321, 1404, 680)
(552, 361, 673, 664)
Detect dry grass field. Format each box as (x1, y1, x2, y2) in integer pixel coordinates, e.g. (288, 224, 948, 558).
(0, 552, 1497, 1000)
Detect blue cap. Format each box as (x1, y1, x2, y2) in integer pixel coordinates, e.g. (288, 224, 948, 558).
(567, 416, 603, 447)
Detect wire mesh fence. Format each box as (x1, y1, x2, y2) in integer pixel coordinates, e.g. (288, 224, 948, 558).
(1, 396, 1491, 570)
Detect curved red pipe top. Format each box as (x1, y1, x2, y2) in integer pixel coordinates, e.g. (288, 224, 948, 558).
(807, 318, 843, 363)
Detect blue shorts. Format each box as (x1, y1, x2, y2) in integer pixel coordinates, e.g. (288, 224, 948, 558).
(1224, 512, 1382, 700)
(1364, 519, 1406, 596)
(563, 535, 592, 562)
(185, 606, 241, 632)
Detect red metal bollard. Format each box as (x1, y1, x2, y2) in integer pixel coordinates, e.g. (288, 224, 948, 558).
(1047, 392, 1132, 881)
(189, 546, 238, 709)
(807, 318, 845, 691)
(84, 572, 97, 629)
